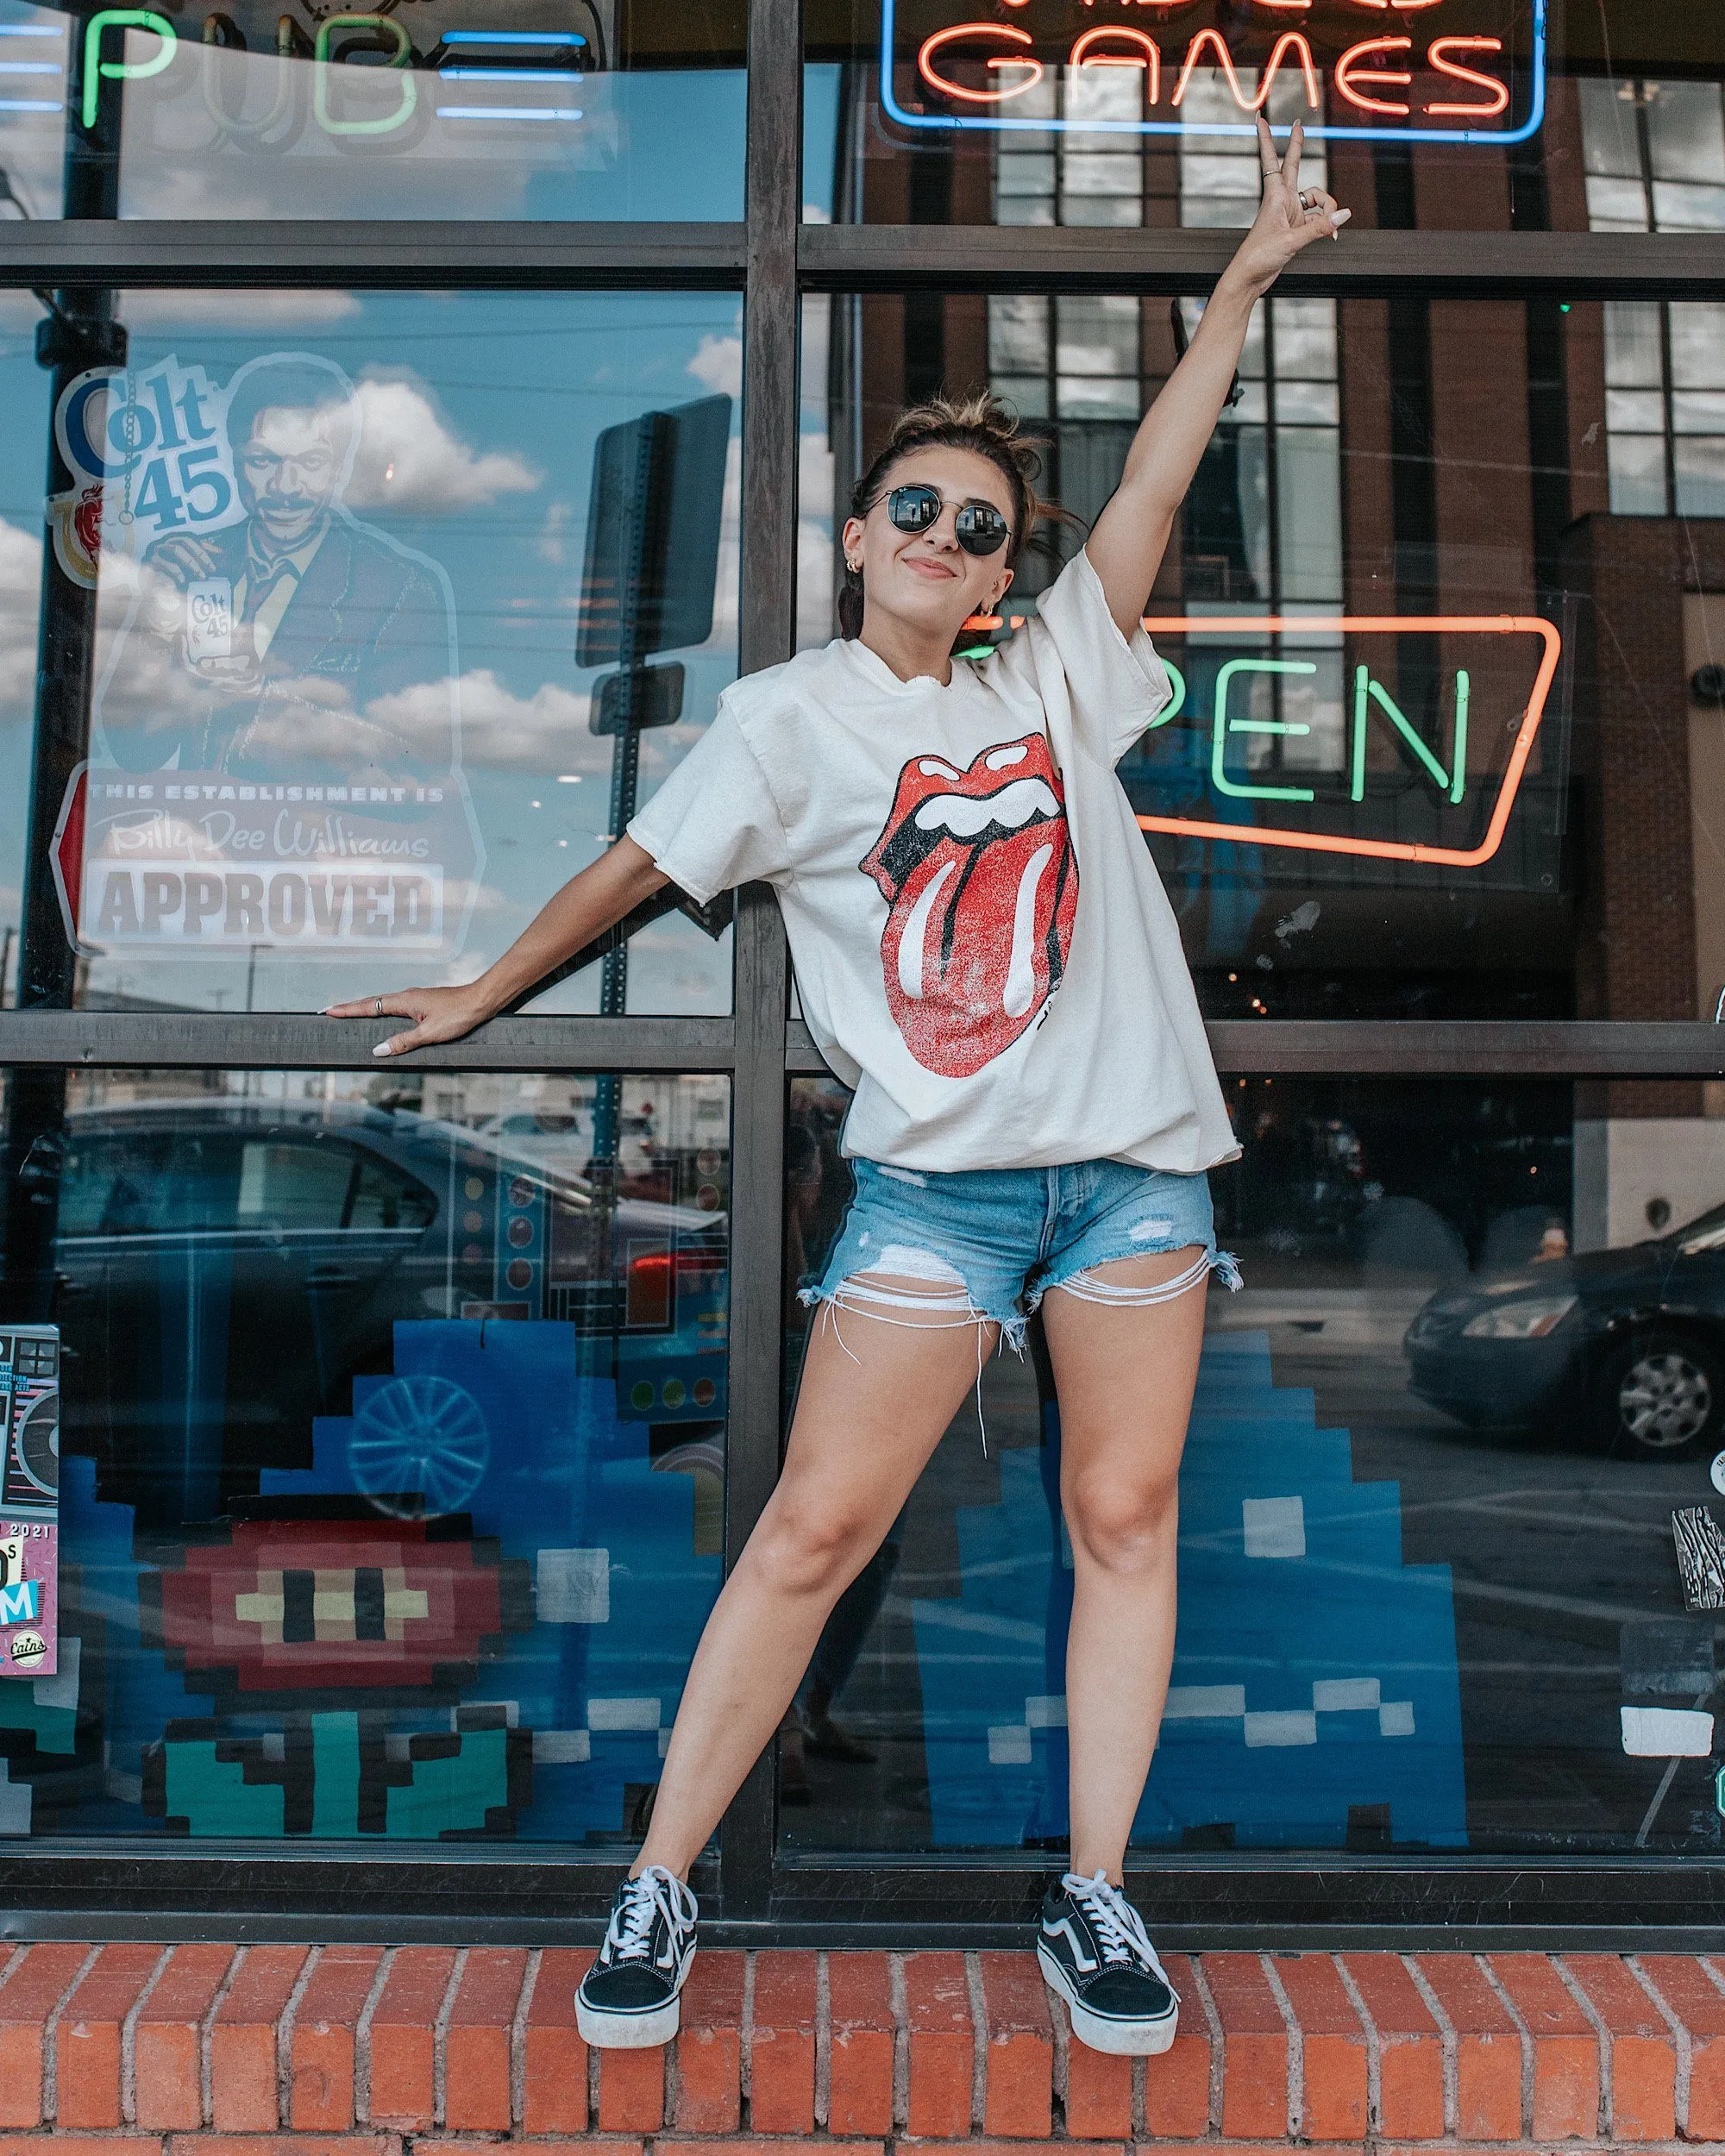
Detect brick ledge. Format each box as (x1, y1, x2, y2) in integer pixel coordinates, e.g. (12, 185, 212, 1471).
(0, 1946, 1721, 2145)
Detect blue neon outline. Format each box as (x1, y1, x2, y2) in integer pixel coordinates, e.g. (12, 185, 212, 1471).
(442, 29, 586, 43)
(438, 66, 582, 79)
(0, 94, 59, 106)
(878, 0, 1545, 146)
(0, 60, 60, 71)
(435, 103, 582, 117)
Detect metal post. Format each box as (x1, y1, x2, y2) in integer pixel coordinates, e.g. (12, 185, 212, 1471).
(717, 0, 800, 1925)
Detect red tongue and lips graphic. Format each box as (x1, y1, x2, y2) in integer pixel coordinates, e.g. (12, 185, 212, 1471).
(861, 732, 1078, 1078)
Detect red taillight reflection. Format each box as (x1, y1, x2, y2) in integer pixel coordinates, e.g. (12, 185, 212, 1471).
(625, 1246, 725, 1329)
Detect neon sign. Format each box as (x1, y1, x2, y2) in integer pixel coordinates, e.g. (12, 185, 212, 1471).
(55, 9, 593, 139)
(1132, 614, 1560, 870)
(887, 0, 1545, 143)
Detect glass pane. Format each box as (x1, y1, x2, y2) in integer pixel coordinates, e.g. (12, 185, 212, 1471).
(0, 1063, 729, 1842)
(1604, 301, 1664, 387)
(783, 1075, 1725, 1858)
(1671, 304, 1725, 390)
(3, 0, 744, 220)
(2, 290, 738, 1015)
(1645, 82, 1725, 185)
(1607, 429, 1667, 512)
(805, 0, 1725, 228)
(799, 291, 1725, 1021)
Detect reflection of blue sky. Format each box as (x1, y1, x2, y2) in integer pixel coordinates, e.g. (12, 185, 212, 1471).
(0, 1, 743, 222)
(0, 288, 743, 1014)
(802, 65, 839, 222)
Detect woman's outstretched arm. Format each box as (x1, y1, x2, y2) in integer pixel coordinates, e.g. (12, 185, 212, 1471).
(326, 834, 669, 1057)
(1085, 116, 1349, 637)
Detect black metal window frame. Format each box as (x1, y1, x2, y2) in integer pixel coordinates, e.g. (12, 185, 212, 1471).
(4, 2, 1725, 1946)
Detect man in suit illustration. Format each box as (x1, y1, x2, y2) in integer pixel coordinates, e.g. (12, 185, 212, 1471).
(110, 356, 455, 783)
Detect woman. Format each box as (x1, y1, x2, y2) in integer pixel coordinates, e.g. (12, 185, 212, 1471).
(331, 121, 1347, 2057)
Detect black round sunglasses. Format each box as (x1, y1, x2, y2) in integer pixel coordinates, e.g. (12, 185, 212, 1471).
(876, 482, 1011, 557)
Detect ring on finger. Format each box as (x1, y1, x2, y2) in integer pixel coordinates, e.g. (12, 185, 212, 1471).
(375, 997, 383, 1018)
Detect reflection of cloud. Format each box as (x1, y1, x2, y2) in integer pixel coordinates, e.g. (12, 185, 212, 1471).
(703, 433, 742, 646)
(798, 433, 837, 649)
(367, 667, 604, 772)
(687, 333, 742, 400)
(346, 377, 540, 514)
(537, 500, 572, 566)
(0, 517, 42, 722)
(122, 291, 361, 329)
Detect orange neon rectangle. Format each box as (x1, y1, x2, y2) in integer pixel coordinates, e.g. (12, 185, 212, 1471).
(1135, 612, 1562, 870)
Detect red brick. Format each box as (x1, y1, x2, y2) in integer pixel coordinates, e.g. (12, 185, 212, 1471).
(56, 1942, 165, 2129)
(827, 1951, 894, 2137)
(662, 2145, 881, 2156)
(1144, 1953, 1210, 2140)
(289, 1946, 384, 2133)
(749, 1950, 817, 2134)
(1341, 1952, 1442, 2140)
(1487, 1951, 1597, 2141)
(904, 1950, 973, 2139)
(1275, 1952, 1366, 2140)
(135, 1942, 236, 2131)
(364, 1946, 455, 2130)
(1640, 1954, 1725, 2139)
(597, 2043, 663, 2132)
(1413, 1952, 1521, 2140)
(0, 1943, 90, 2128)
(442, 1946, 525, 2133)
(1562, 1953, 1674, 2141)
(977, 1951, 1051, 2137)
(209, 1946, 307, 2134)
(1204, 1952, 1289, 2140)
(674, 1949, 743, 2133)
(1058, 1994, 1131, 2141)
(522, 1948, 590, 2136)
(0, 2140, 159, 2156)
(168, 2140, 397, 2156)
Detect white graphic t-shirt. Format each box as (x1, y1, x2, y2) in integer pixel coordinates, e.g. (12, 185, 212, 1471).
(628, 547, 1237, 1174)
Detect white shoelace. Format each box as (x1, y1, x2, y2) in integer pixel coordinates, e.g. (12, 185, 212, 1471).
(605, 1863, 697, 1965)
(1060, 1869, 1174, 1990)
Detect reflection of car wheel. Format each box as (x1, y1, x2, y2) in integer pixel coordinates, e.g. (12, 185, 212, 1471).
(348, 1376, 489, 1517)
(1596, 1333, 1724, 1459)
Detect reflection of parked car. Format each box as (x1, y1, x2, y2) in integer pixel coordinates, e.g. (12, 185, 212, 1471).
(44, 1099, 726, 1529)
(1404, 1203, 1725, 1457)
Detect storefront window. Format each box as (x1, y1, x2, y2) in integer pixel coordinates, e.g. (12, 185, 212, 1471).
(0, 0, 743, 221)
(0, 1064, 728, 1842)
(786, 1075, 1725, 1856)
(803, 0, 1725, 233)
(1, 289, 740, 1015)
(801, 288, 1725, 1023)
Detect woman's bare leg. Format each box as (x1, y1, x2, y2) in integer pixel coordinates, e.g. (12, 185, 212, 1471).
(637, 1281, 1000, 1878)
(1039, 1248, 1209, 1882)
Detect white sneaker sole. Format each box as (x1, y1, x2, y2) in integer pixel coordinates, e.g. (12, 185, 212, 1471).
(1037, 1941, 1179, 2057)
(576, 1992, 681, 2048)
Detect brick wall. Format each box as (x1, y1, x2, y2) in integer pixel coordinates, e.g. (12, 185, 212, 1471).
(2, 1944, 1723, 2151)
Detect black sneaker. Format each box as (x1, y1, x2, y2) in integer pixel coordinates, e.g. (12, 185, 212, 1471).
(1036, 1869, 1179, 2055)
(576, 1865, 699, 2047)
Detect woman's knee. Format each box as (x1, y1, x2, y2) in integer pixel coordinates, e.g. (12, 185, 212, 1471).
(1063, 1470, 1178, 1575)
(744, 1489, 881, 1598)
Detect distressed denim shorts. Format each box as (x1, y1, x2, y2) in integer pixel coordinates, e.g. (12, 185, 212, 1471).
(800, 1156, 1239, 1353)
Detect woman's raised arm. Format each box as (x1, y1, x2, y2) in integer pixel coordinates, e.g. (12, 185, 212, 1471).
(1085, 116, 1349, 637)
(326, 834, 669, 1058)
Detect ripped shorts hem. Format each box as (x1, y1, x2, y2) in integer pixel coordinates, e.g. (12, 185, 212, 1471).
(1025, 1244, 1242, 1316)
(797, 1280, 1030, 1354)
